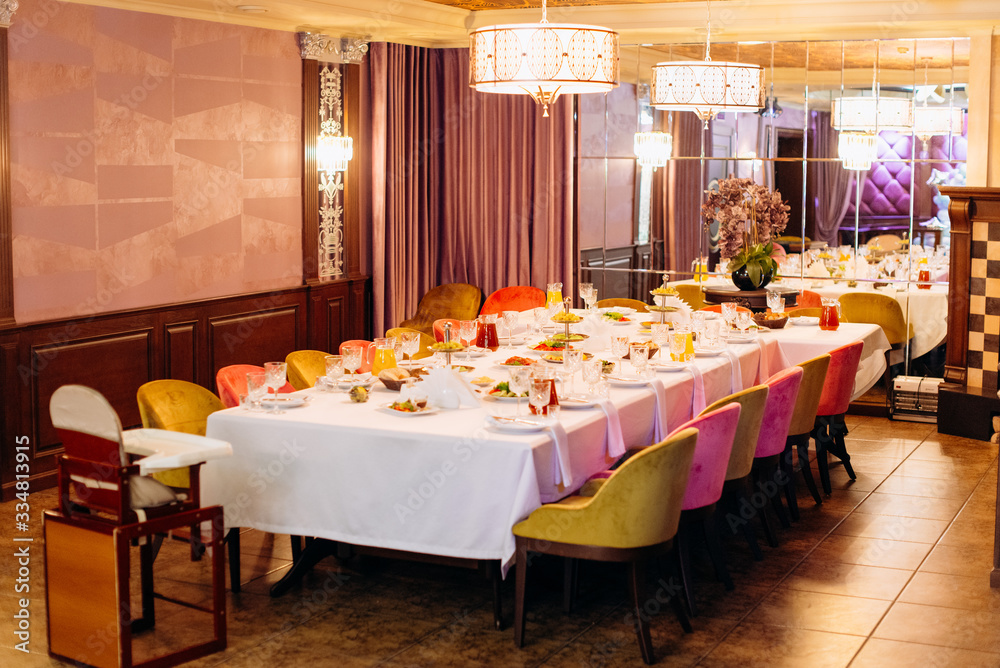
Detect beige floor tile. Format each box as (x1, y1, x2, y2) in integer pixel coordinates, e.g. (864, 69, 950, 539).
(898, 571, 1000, 612)
(874, 474, 975, 500)
(874, 602, 1000, 653)
(699, 623, 864, 668)
(843, 454, 905, 475)
(850, 638, 1000, 668)
(894, 459, 992, 481)
(784, 561, 912, 600)
(920, 543, 995, 577)
(809, 535, 932, 570)
(747, 588, 891, 635)
(854, 492, 966, 522)
(833, 512, 948, 544)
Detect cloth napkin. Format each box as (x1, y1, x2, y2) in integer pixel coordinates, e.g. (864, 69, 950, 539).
(595, 397, 627, 458)
(685, 363, 707, 415)
(544, 421, 573, 488)
(723, 348, 743, 394)
(422, 368, 480, 409)
(578, 312, 616, 353)
(649, 377, 669, 442)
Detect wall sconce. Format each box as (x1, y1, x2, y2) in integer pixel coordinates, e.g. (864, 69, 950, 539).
(317, 134, 353, 173)
(634, 131, 673, 169)
(838, 131, 877, 171)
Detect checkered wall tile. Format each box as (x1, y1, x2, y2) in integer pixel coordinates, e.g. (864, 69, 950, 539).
(968, 221, 1000, 389)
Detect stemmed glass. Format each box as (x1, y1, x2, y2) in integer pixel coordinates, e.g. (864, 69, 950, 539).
(263, 362, 287, 414)
(529, 379, 550, 418)
(508, 367, 531, 416)
(582, 358, 601, 395)
(766, 291, 785, 314)
(324, 355, 344, 391)
(735, 311, 753, 337)
(650, 323, 670, 359)
(531, 307, 548, 336)
(629, 343, 650, 378)
(610, 335, 629, 375)
(342, 345, 363, 383)
(502, 310, 519, 350)
(400, 331, 421, 365)
(563, 349, 583, 394)
(459, 319, 478, 361)
(246, 371, 268, 412)
(578, 283, 593, 309)
(721, 302, 738, 332)
(669, 331, 687, 363)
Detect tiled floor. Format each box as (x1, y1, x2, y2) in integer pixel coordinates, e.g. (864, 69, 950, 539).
(4, 416, 1000, 667)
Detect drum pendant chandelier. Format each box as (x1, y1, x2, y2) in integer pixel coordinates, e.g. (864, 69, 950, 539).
(468, 0, 620, 117)
(649, 0, 764, 120)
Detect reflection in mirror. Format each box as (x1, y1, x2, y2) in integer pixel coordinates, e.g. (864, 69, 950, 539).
(578, 38, 968, 381)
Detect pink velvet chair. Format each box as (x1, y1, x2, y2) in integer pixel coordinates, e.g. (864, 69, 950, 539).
(432, 318, 461, 343)
(750, 366, 803, 544)
(339, 340, 375, 374)
(479, 286, 545, 316)
(216, 364, 294, 408)
(673, 403, 741, 616)
(812, 341, 864, 494)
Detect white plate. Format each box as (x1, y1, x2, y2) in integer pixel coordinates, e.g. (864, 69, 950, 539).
(606, 375, 655, 387)
(338, 375, 377, 389)
(482, 390, 530, 402)
(724, 336, 757, 344)
(650, 361, 687, 372)
(605, 318, 634, 326)
(377, 403, 439, 417)
(558, 395, 600, 408)
(694, 347, 726, 357)
(485, 415, 555, 432)
(455, 347, 489, 358)
(260, 396, 308, 408)
(494, 362, 538, 372)
(789, 316, 820, 326)
(597, 306, 636, 315)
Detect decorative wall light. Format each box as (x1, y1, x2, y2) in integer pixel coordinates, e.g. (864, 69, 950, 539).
(649, 0, 764, 120)
(633, 131, 673, 169)
(317, 135, 353, 173)
(830, 96, 913, 132)
(838, 131, 878, 171)
(468, 0, 620, 117)
(913, 106, 965, 142)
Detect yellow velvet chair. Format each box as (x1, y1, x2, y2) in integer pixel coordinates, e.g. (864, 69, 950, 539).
(595, 297, 649, 313)
(285, 350, 329, 390)
(384, 327, 436, 361)
(787, 307, 822, 319)
(782, 353, 832, 519)
(673, 284, 707, 311)
(838, 291, 914, 396)
(513, 428, 698, 665)
(399, 283, 483, 336)
(699, 384, 770, 559)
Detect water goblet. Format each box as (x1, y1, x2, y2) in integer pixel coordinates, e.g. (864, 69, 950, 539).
(669, 331, 687, 362)
(263, 361, 287, 414)
(502, 310, 519, 350)
(508, 367, 531, 416)
(610, 335, 629, 371)
(650, 323, 670, 358)
(529, 379, 550, 417)
(581, 358, 601, 394)
(690, 313, 707, 348)
(587, 288, 599, 311)
(459, 319, 478, 361)
(766, 290, 782, 313)
(342, 345, 363, 382)
(721, 302, 738, 331)
(629, 343, 649, 378)
(735, 310, 753, 337)
(704, 320, 722, 349)
(531, 307, 548, 335)
(246, 371, 267, 412)
(563, 349, 583, 394)
(324, 355, 344, 391)
(401, 331, 421, 365)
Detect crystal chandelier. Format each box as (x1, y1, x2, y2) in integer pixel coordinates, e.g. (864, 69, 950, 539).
(831, 96, 913, 133)
(634, 132, 673, 169)
(913, 106, 965, 142)
(838, 131, 877, 171)
(468, 0, 620, 117)
(649, 0, 764, 120)
(317, 135, 353, 173)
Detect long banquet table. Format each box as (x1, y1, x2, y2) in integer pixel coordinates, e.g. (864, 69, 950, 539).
(202, 315, 890, 586)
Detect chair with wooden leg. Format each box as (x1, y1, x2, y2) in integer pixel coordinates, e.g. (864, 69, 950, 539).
(781, 354, 832, 520)
(47, 384, 229, 668)
(513, 428, 698, 665)
(812, 341, 865, 494)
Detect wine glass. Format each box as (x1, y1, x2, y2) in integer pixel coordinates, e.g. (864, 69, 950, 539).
(324, 355, 344, 391)
(502, 310, 519, 350)
(629, 343, 649, 378)
(766, 290, 784, 314)
(459, 319, 478, 361)
(263, 362, 287, 414)
(532, 307, 548, 335)
(401, 331, 421, 365)
(736, 310, 753, 337)
(650, 323, 670, 359)
(563, 349, 583, 394)
(578, 283, 593, 309)
(610, 336, 629, 373)
(587, 288, 599, 311)
(508, 367, 531, 416)
(342, 345, 363, 382)
(669, 331, 687, 362)
(529, 379, 550, 418)
(246, 371, 267, 412)
(581, 358, 601, 394)
(721, 302, 738, 331)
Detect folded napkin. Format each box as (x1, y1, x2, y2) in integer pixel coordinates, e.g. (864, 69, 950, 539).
(595, 397, 627, 458)
(685, 364, 707, 415)
(649, 378, 669, 442)
(654, 295, 692, 324)
(421, 368, 480, 409)
(722, 348, 743, 394)
(545, 421, 573, 488)
(806, 261, 829, 279)
(578, 312, 616, 353)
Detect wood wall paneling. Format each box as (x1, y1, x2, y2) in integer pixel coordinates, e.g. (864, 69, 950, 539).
(166, 322, 197, 382)
(208, 307, 301, 372)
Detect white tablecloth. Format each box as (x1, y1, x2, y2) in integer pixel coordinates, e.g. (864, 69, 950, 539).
(202, 318, 888, 572)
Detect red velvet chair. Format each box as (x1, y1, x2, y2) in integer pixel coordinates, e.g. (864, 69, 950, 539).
(812, 341, 864, 494)
(216, 364, 295, 409)
(480, 286, 546, 316)
(339, 340, 375, 374)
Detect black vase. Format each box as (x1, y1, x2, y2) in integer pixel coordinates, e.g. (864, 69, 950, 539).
(732, 264, 773, 291)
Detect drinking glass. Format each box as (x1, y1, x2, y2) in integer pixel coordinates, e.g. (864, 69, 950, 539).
(735, 311, 753, 337)
(263, 362, 287, 414)
(459, 319, 478, 361)
(546, 282, 563, 308)
(531, 307, 548, 335)
(629, 343, 649, 378)
(669, 331, 687, 362)
(529, 379, 550, 417)
(703, 320, 722, 349)
(324, 355, 344, 391)
(342, 345, 363, 381)
(401, 331, 421, 364)
(587, 288, 599, 311)
(509, 367, 531, 416)
(721, 302, 738, 331)
(246, 371, 267, 412)
(766, 290, 784, 314)
(650, 323, 669, 359)
(611, 335, 629, 371)
(690, 313, 706, 349)
(502, 310, 519, 350)
(582, 358, 601, 394)
(563, 349, 583, 394)
(578, 283, 593, 309)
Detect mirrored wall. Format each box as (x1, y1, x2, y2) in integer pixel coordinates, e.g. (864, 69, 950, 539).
(578, 38, 969, 378)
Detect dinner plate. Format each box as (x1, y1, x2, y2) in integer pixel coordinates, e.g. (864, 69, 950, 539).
(606, 375, 655, 386)
(338, 375, 377, 389)
(789, 316, 820, 326)
(597, 307, 636, 315)
(650, 361, 687, 372)
(377, 403, 439, 417)
(724, 336, 757, 344)
(606, 319, 634, 326)
(260, 396, 308, 409)
(485, 415, 555, 432)
(542, 352, 594, 364)
(694, 347, 726, 357)
(482, 390, 530, 402)
(558, 394, 600, 408)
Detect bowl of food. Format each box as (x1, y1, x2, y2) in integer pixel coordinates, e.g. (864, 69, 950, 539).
(622, 341, 659, 359)
(551, 311, 583, 324)
(753, 312, 788, 329)
(378, 367, 413, 391)
(430, 340, 465, 353)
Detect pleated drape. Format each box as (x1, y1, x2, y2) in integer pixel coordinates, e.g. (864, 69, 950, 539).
(367, 44, 573, 334)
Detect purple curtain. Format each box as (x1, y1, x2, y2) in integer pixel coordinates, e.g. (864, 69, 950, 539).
(367, 44, 574, 334)
(810, 110, 864, 245)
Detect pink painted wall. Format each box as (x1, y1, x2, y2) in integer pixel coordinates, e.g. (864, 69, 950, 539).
(8, 0, 302, 323)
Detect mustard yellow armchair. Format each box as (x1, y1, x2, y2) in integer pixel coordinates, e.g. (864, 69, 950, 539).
(384, 327, 436, 361)
(285, 350, 329, 390)
(673, 284, 707, 312)
(512, 428, 698, 664)
(398, 283, 483, 336)
(595, 297, 649, 313)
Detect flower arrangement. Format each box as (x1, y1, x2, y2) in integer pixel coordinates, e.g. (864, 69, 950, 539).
(702, 177, 791, 289)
